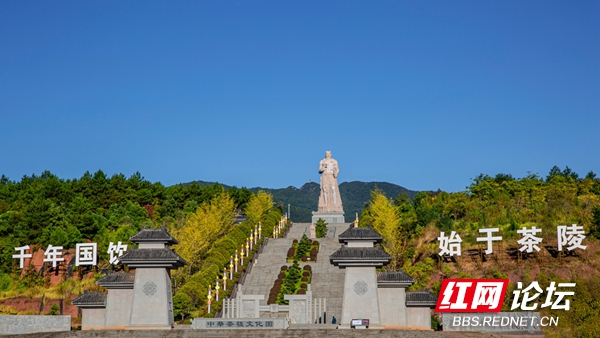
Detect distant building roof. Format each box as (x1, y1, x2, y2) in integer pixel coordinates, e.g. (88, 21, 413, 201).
(330, 246, 391, 267)
(97, 273, 135, 289)
(406, 291, 438, 307)
(376, 271, 415, 288)
(338, 226, 382, 243)
(129, 227, 178, 245)
(72, 292, 107, 308)
(119, 248, 187, 268)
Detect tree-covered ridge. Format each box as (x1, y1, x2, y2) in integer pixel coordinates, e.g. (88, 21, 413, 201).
(248, 181, 418, 223)
(360, 166, 600, 336)
(0, 170, 253, 273)
(361, 167, 600, 265)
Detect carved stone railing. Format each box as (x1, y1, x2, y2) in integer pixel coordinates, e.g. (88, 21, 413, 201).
(220, 284, 328, 324)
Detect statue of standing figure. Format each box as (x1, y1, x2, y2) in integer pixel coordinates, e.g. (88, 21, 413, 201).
(318, 151, 343, 212)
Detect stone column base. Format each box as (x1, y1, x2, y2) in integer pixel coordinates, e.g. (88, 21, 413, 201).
(312, 211, 345, 224)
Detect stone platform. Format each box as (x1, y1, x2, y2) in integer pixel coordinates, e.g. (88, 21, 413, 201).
(312, 212, 345, 224)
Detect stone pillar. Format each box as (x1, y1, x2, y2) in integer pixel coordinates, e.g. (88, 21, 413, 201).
(72, 292, 107, 330)
(240, 295, 263, 318)
(83, 308, 106, 330)
(330, 225, 391, 326)
(118, 227, 187, 330)
(375, 271, 416, 328)
(377, 288, 407, 326)
(104, 288, 134, 329)
(128, 268, 173, 328)
(284, 295, 308, 324)
(341, 267, 381, 325)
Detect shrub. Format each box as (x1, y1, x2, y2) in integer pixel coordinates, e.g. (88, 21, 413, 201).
(303, 265, 311, 271)
(46, 304, 60, 315)
(294, 234, 312, 261)
(281, 266, 288, 271)
(300, 283, 307, 289)
(0, 274, 13, 291)
(268, 281, 281, 304)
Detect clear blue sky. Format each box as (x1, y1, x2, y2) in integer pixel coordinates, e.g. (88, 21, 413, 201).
(1, 1, 599, 192)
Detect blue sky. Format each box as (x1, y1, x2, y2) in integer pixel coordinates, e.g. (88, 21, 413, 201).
(1, 1, 599, 192)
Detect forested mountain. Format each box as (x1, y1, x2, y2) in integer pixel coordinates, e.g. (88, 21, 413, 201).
(188, 180, 418, 222)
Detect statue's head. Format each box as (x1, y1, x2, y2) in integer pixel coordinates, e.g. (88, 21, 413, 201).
(325, 150, 332, 158)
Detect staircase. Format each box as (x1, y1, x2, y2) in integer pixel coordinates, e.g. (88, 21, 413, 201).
(239, 222, 350, 322)
(240, 237, 292, 306)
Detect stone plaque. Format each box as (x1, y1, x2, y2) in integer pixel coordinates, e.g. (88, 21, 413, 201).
(192, 318, 290, 329)
(291, 300, 306, 324)
(241, 300, 256, 318)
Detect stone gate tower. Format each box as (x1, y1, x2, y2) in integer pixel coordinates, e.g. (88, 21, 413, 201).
(119, 228, 187, 329)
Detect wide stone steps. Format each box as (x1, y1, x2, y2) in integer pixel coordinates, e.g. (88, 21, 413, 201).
(240, 237, 293, 306)
(239, 222, 351, 322)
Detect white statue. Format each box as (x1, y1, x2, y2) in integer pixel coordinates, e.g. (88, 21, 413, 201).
(317, 151, 343, 212)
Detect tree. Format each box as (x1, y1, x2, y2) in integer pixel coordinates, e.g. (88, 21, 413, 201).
(586, 171, 597, 180)
(366, 190, 404, 270)
(315, 218, 328, 238)
(173, 293, 192, 322)
(562, 166, 579, 181)
(172, 192, 237, 275)
(590, 207, 600, 239)
(55, 279, 76, 315)
(547, 165, 562, 182)
(244, 190, 274, 225)
(227, 186, 253, 209)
